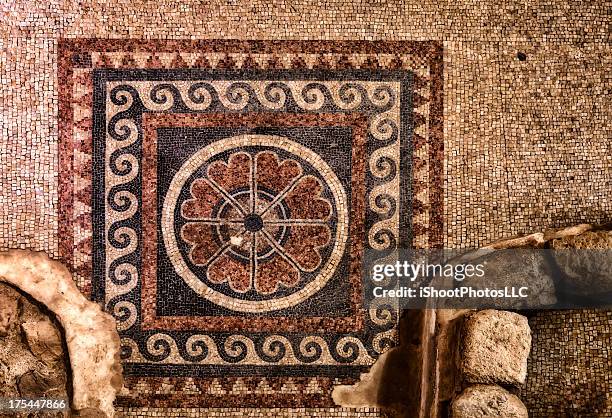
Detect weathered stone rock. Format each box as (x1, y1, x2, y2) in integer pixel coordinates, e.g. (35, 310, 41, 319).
(483, 224, 595, 249)
(461, 310, 531, 385)
(452, 385, 528, 418)
(0, 282, 69, 403)
(551, 231, 612, 296)
(332, 311, 432, 416)
(22, 319, 64, 365)
(457, 249, 557, 308)
(0, 285, 19, 336)
(0, 250, 123, 418)
(552, 230, 612, 250)
(17, 369, 66, 397)
(0, 360, 13, 397)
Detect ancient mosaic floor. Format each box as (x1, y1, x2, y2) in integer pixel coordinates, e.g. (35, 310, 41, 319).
(521, 310, 612, 417)
(56, 39, 442, 411)
(1, 0, 610, 417)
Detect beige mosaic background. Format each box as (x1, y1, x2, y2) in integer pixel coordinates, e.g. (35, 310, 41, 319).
(1, 1, 610, 417)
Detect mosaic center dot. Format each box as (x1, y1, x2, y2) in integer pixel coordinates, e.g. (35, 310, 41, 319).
(162, 135, 349, 313)
(243, 213, 264, 232)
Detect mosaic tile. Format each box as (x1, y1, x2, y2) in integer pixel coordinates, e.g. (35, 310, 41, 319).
(520, 310, 612, 417)
(56, 39, 444, 408)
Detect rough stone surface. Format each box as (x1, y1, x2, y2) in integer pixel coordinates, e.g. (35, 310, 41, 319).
(452, 385, 528, 418)
(461, 310, 531, 385)
(457, 250, 557, 308)
(551, 230, 612, 296)
(552, 230, 612, 250)
(0, 283, 69, 403)
(22, 319, 64, 365)
(0, 250, 123, 418)
(0, 285, 19, 336)
(332, 310, 432, 417)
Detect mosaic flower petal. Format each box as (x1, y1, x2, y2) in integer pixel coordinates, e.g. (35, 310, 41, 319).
(255, 254, 300, 294)
(181, 223, 221, 265)
(207, 152, 251, 194)
(181, 178, 223, 219)
(282, 176, 332, 223)
(282, 225, 331, 272)
(256, 151, 301, 195)
(207, 252, 251, 293)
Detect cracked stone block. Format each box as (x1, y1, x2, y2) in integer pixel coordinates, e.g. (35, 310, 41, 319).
(452, 385, 528, 418)
(454, 249, 557, 308)
(551, 231, 612, 296)
(461, 310, 531, 385)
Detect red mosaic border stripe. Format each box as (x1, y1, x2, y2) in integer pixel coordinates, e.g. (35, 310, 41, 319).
(58, 42, 75, 268)
(116, 376, 355, 408)
(428, 44, 444, 248)
(60, 38, 443, 56)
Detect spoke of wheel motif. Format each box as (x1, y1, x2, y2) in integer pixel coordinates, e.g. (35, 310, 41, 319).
(250, 231, 257, 291)
(205, 177, 248, 216)
(258, 175, 304, 217)
(259, 229, 302, 272)
(263, 219, 329, 226)
(204, 242, 232, 266)
(250, 153, 257, 213)
(186, 218, 244, 225)
(205, 228, 247, 266)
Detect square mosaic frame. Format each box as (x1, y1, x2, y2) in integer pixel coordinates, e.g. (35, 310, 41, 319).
(138, 112, 368, 333)
(57, 39, 443, 407)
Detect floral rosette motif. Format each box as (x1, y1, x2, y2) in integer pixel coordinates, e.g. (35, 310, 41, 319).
(179, 150, 334, 295)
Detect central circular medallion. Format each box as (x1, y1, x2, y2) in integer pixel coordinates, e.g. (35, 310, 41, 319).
(243, 213, 264, 232)
(162, 135, 348, 313)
